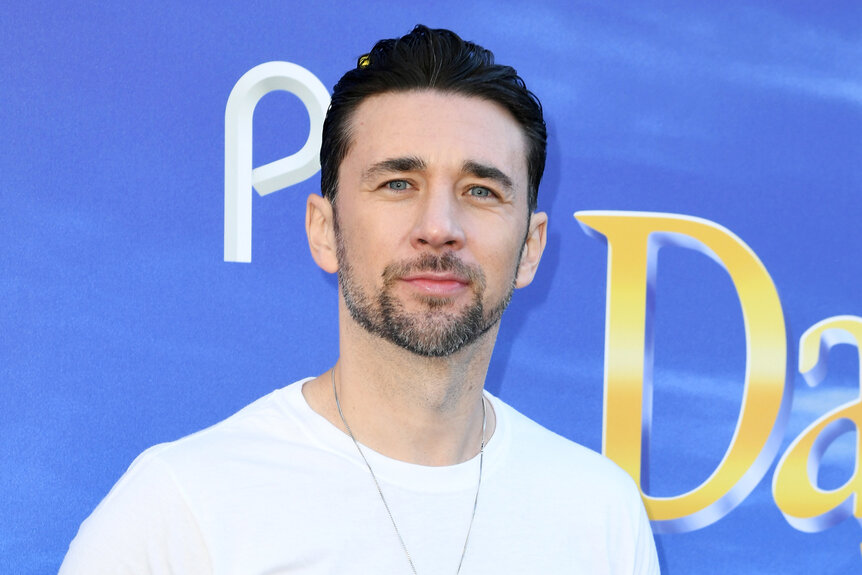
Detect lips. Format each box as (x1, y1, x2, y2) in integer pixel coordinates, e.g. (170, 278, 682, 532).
(400, 272, 470, 295)
(382, 252, 485, 296)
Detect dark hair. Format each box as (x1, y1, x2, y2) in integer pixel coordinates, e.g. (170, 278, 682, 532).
(320, 25, 546, 213)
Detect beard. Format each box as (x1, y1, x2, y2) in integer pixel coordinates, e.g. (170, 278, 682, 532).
(335, 228, 516, 358)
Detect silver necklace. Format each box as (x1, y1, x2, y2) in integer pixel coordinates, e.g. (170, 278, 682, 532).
(331, 368, 486, 575)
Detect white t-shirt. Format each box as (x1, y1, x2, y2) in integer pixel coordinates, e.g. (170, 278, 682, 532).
(61, 379, 660, 574)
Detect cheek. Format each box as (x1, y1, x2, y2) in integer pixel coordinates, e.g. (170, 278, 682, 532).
(480, 240, 525, 292)
(337, 220, 395, 283)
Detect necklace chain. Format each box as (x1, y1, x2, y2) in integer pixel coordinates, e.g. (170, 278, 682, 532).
(331, 368, 486, 575)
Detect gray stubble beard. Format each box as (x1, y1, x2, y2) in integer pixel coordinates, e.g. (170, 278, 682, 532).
(335, 226, 516, 358)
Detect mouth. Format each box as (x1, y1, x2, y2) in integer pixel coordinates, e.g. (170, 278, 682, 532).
(382, 252, 485, 300)
(399, 272, 470, 296)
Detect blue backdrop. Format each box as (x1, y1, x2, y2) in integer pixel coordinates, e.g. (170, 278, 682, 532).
(3, 1, 861, 573)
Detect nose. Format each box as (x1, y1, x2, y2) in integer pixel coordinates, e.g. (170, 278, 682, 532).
(410, 186, 465, 251)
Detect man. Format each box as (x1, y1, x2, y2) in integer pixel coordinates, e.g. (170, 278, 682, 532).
(61, 25, 659, 574)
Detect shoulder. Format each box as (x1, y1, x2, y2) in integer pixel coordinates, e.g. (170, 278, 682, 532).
(60, 380, 313, 573)
(83, 379, 311, 524)
(484, 395, 660, 573)
(60, 439, 213, 574)
(490, 394, 641, 499)
(146, 378, 312, 468)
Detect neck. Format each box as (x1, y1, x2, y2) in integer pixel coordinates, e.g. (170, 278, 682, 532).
(303, 312, 499, 466)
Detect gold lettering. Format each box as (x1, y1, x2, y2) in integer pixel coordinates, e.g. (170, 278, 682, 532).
(773, 316, 862, 533)
(576, 211, 790, 533)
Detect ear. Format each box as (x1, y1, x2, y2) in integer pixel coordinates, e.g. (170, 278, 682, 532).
(515, 211, 548, 288)
(306, 193, 339, 273)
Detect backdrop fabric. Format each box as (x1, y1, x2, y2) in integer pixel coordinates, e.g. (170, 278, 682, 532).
(2, 2, 861, 573)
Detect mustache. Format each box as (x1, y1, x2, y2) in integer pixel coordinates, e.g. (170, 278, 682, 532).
(382, 252, 485, 289)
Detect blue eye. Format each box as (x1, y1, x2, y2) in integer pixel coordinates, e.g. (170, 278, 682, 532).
(469, 186, 493, 198)
(387, 180, 410, 191)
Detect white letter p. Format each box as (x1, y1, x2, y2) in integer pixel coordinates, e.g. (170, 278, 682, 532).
(224, 62, 330, 262)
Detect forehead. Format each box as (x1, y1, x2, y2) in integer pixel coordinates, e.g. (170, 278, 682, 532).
(343, 90, 529, 188)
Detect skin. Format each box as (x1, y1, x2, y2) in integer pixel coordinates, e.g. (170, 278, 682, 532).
(304, 90, 548, 466)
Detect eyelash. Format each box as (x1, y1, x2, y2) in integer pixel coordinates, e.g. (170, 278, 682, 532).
(385, 179, 412, 192)
(468, 186, 497, 199)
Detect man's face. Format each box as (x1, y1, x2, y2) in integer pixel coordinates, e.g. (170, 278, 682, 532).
(332, 90, 539, 357)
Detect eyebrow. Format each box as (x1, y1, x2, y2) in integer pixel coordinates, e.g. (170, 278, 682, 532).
(360, 156, 515, 195)
(461, 160, 514, 194)
(361, 156, 427, 182)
